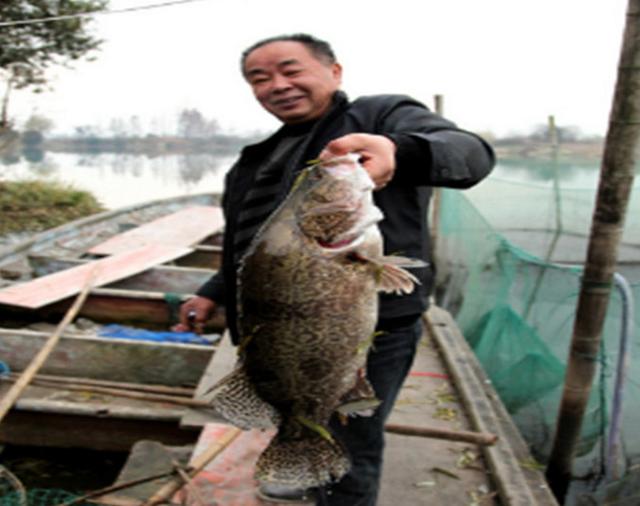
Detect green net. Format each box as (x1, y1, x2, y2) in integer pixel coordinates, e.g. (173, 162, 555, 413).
(434, 171, 640, 501)
(0, 488, 84, 506)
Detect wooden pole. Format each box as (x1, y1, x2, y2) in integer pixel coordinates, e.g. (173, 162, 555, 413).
(0, 376, 210, 408)
(545, 1, 640, 501)
(548, 114, 559, 151)
(142, 426, 242, 506)
(6, 372, 195, 397)
(430, 94, 444, 275)
(434, 94, 444, 116)
(385, 423, 497, 446)
(0, 269, 97, 424)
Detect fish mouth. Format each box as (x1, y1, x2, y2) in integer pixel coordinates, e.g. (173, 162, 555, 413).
(315, 233, 364, 253)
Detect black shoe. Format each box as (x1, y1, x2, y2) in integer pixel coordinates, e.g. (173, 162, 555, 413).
(257, 483, 316, 504)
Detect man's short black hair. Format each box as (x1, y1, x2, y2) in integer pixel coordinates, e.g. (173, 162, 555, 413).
(241, 33, 337, 74)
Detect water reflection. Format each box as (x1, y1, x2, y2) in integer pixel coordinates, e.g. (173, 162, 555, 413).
(178, 154, 221, 184)
(0, 151, 235, 209)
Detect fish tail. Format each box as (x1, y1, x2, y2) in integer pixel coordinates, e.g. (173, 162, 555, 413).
(256, 419, 350, 488)
(206, 365, 281, 429)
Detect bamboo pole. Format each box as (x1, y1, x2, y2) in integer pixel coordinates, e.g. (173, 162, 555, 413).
(0, 269, 97, 424)
(58, 471, 177, 506)
(384, 423, 497, 446)
(545, 1, 640, 501)
(6, 372, 195, 397)
(0, 376, 210, 408)
(548, 114, 559, 151)
(430, 94, 444, 273)
(142, 426, 242, 506)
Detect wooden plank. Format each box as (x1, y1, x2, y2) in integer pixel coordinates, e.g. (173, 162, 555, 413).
(29, 255, 216, 294)
(181, 423, 275, 506)
(380, 322, 496, 506)
(424, 306, 558, 505)
(180, 332, 237, 429)
(0, 245, 191, 309)
(173, 248, 221, 269)
(0, 409, 198, 452)
(0, 328, 214, 386)
(88, 206, 224, 256)
(2, 287, 226, 331)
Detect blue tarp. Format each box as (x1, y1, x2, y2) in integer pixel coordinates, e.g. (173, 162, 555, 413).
(98, 324, 216, 345)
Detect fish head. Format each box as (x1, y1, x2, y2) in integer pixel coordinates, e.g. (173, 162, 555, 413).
(294, 154, 383, 254)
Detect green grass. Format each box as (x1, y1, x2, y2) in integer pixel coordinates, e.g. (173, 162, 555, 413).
(0, 180, 105, 235)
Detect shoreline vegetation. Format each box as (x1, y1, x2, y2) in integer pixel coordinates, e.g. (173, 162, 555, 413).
(1, 127, 605, 163)
(0, 180, 104, 236)
(492, 139, 604, 162)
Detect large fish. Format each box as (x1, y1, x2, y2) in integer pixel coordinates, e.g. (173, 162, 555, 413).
(209, 154, 421, 489)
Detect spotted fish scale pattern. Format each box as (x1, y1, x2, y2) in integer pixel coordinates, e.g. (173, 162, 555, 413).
(208, 155, 420, 488)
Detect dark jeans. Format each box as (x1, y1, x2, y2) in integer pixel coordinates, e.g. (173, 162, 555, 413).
(316, 316, 423, 506)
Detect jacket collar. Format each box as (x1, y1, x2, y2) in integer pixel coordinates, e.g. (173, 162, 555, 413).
(241, 91, 350, 155)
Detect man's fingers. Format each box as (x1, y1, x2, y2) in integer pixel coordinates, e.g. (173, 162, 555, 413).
(174, 296, 215, 334)
(318, 135, 363, 160)
(318, 144, 348, 160)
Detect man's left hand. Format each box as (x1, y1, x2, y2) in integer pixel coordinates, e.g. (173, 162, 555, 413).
(319, 133, 396, 189)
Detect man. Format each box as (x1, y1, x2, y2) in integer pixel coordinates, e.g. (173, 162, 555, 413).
(176, 33, 494, 505)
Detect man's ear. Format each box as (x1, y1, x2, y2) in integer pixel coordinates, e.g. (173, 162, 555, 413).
(332, 63, 343, 84)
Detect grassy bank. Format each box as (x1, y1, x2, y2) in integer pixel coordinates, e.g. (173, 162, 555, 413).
(0, 180, 104, 235)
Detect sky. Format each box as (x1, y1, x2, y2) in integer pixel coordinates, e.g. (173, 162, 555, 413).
(7, 0, 629, 138)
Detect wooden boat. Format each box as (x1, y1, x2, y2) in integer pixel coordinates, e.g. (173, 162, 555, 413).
(0, 193, 226, 452)
(0, 193, 558, 504)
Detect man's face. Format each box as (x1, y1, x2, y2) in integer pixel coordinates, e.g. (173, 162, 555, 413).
(243, 41, 342, 124)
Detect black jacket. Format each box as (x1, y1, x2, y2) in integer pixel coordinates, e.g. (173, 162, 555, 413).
(197, 92, 495, 341)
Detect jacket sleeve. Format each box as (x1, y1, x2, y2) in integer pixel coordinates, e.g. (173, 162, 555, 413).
(196, 270, 226, 303)
(195, 169, 233, 304)
(358, 95, 495, 188)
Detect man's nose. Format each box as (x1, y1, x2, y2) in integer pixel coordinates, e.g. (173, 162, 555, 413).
(271, 74, 292, 92)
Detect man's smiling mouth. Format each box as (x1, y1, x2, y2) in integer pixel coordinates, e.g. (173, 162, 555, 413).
(272, 96, 304, 107)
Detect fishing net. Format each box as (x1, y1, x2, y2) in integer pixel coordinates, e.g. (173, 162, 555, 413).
(434, 167, 640, 504)
(0, 465, 85, 506)
(0, 466, 26, 506)
(0, 488, 82, 506)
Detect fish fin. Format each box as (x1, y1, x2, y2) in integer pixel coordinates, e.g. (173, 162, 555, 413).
(376, 261, 420, 295)
(350, 252, 425, 295)
(374, 256, 424, 295)
(256, 419, 350, 488)
(381, 254, 429, 269)
(206, 365, 281, 429)
(336, 369, 380, 417)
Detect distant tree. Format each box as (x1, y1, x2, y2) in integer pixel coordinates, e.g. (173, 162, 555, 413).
(128, 115, 142, 137)
(0, 0, 107, 130)
(23, 113, 54, 133)
(529, 123, 583, 143)
(177, 108, 220, 138)
(109, 117, 127, 138)
(74, 124, 101, 138)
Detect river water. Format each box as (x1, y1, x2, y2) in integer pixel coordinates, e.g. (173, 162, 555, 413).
(0, 150, 607, 208)
(2, 151, 638, 270)
(1, 152, 235, 209)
